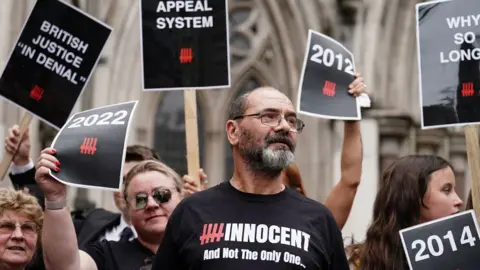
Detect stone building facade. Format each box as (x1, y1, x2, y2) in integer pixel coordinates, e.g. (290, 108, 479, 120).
(0, 0, 470, 242)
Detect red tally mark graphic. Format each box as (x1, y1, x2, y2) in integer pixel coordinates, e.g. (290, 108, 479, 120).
(462, 82, 475, 97)
(80, 137, 98, 155)
(200, 223, 224, 245)
(323, 80, 336, 97)
(180, 48, 193, 64)
(30, 85, 44, 101)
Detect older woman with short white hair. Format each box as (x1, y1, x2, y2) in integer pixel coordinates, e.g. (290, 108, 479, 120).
(0, 188, 43, 270)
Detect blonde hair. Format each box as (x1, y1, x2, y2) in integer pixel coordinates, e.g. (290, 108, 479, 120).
(123, 160, 183, 205)
(0, 188, 43, 228)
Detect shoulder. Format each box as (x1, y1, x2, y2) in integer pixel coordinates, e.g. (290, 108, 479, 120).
(285, 189, 333, 217)
(177, 182, 228, 208)
(84, 239, 140, 255)
(83, 208, 120, 220)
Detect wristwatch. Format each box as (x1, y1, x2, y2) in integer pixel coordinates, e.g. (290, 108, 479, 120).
(45, 197, 67, 210)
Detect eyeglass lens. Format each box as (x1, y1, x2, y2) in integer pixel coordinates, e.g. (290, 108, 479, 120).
(0, 221, 37, 236)
(135, 188, 172, 210)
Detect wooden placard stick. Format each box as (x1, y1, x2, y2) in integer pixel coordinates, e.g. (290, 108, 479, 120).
(0, 112, 33, 181)
(464, 125, 480, 220)
(183, 89, 200, 186)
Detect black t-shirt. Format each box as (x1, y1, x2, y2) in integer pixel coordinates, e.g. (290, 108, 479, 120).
(84, 238, 154, 270)
(152, 181, 349, 270)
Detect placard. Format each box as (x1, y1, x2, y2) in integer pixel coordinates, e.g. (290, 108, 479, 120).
(297, 29, 360, 120)
(49, 101, 138, 190)
(400, 210, 480, 270)
(0, 0, 112, 129)
(417, 0, 480, 129)
(139, 0, 231, 90)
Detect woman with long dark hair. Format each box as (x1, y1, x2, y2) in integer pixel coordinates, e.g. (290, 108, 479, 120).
(348, 155, 463, 270)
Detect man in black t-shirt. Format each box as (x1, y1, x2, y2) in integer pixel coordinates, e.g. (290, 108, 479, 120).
(153, 79, 367, 269)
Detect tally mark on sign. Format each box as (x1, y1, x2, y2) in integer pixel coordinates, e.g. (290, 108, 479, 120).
(80, 137, 98, 155)
(30, 85, 44, 101)
(180, 48, 193, 64)
(462, 82, 475, 97)
(323, 80, 336, 97)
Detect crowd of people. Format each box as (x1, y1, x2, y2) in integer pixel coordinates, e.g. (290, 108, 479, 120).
(0, 73, 470, 269)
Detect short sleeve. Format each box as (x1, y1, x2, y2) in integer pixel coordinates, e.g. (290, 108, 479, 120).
(83, 240, 108, 270)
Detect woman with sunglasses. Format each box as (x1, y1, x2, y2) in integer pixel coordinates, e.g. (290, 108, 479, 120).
(346, 155, 463, 270)
(34, 148, 185, 270)
(0, 188, 43, 270)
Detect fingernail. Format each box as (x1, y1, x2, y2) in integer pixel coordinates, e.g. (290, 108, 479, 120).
(55, 167, 60, 172)
(55, 161, 61, 166)
(52, 149, 56, 153)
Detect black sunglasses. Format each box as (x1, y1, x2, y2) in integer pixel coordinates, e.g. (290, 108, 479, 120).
(130, 188, 173, 210)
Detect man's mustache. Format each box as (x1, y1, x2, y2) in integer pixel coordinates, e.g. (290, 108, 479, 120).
(264, 134, 294, 151)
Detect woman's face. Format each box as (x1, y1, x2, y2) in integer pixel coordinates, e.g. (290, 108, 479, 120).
(0, 210, 38, 267)
(420, 167, 463, 222)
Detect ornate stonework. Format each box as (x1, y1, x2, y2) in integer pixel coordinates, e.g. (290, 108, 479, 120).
(0, 0, 471, 211)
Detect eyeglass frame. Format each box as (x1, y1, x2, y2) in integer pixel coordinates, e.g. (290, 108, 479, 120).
(232, 110, 305, 133)
(126, 187, 177, 210)
(0, 220, 39, 237)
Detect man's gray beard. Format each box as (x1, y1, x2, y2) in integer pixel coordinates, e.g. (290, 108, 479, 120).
(240, 146, 295, 175)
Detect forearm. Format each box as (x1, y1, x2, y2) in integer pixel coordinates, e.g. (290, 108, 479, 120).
(43, 207, 81, 270)
(324, 121, 362, 229)
(340, 121, 362, 186)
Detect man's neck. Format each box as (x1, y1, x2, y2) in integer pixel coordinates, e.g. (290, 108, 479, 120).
(231, 163, 285, 195)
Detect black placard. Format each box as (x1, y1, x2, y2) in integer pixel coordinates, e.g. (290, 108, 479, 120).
(417, 0, 480, 129)
(139, 0, 231, 90)
(0, 0, 112, 129)
(49, 101, 138, 190)
(400, 210, 480, 270)
(297, 29, 360, 120)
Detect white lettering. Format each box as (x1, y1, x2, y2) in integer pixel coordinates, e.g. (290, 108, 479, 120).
(447, 14, 480, 29)
(440, 48, 480, 63)
(223, 223, 311, 252)
(36, 52, 78, 84)
(203, 248, 220, 260)
(156, 16, 213, 29)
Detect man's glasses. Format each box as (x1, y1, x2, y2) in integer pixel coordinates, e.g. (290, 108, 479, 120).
(0, 220, 38, 237)
(233, 112, 305, 133)
(130, 188, 174, 210)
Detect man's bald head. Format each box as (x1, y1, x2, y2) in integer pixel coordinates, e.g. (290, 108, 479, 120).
(227, 87, 285, 120)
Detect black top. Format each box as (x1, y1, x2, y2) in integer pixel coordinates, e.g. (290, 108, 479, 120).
(84, 238, 154, 270)
(152, 181, 349, 270)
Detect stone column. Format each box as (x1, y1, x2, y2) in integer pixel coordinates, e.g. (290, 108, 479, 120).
(449, 131, 468, 203)
(415, 128, 448, 156)
(376, 115, 413, 176)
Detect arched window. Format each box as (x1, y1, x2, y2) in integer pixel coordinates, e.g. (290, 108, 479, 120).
(224, 77, 261, 179)
(154, 91, 205, 176)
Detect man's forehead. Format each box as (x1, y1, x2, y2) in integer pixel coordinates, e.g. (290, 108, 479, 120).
(245, 87, 294, 112)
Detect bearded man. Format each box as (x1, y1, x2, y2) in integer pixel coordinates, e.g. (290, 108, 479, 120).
(152, 76, 366, 270)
